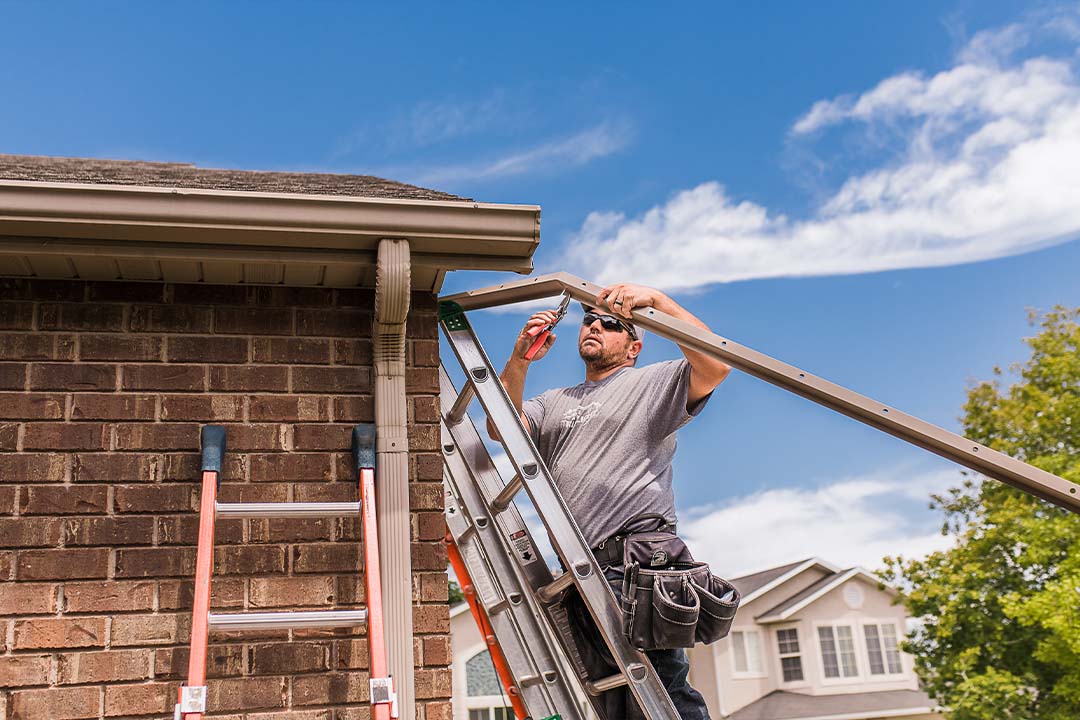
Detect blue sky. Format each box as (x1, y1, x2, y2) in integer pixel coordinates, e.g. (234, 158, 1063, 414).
(3, 1, 1079, 575)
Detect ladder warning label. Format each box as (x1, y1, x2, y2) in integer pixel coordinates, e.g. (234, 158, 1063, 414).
(509, 530, 539, 565)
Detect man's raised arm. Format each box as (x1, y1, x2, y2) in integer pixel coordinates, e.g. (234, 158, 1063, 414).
(487, 309, 559, 441)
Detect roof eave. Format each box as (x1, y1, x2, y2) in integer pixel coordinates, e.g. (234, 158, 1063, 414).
(0, 180, 541, 285)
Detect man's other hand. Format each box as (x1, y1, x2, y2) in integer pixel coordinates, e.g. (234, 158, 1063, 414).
(596, 283, 665, 320)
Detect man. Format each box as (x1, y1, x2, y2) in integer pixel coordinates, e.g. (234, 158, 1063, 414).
(493, 282, 731, 719)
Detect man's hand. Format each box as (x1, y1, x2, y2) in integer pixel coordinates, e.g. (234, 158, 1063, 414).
(596, 283, 665, 319)
(512, 309, 560, 362)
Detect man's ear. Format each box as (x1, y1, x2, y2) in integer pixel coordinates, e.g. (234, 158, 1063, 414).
(627, 339, 643, 361)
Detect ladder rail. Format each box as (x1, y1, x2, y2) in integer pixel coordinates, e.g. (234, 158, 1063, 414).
(439, 308, 682, 720)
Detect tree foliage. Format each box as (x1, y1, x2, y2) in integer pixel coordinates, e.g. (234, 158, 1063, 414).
(883, 307, 1080, 720)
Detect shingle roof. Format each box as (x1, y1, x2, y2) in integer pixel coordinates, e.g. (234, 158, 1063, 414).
(0, 154, 468, 202)
(755, 569, 848, 620)
(729, 559, 812, 598)
(728, 689, 937, 720)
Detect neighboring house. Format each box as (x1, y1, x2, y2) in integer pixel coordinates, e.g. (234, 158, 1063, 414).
(0, 154, 539, 720)
(450, 557, 941, 720)
(687, 558, 943, 719)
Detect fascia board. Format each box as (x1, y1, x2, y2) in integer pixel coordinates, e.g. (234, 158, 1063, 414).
(738, 558, 839, 605)
(0, 179, 540, 271)
(440, 272, 1080, 514)
(756, 568, 862, 623)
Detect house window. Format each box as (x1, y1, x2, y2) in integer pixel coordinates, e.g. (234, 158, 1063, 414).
(818, 625, 859, 678)
(465, 650, 513, 720)
(732, 630, 763, 674)
(864, 623, 903, 675)
(775, 627, 804, 682)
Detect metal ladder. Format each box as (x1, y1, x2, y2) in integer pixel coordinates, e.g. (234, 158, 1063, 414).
(175, 424, 395, 720)
(438, 301, 682, 720)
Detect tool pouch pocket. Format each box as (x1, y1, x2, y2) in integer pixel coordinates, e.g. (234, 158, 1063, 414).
(619, 529, 740, 650)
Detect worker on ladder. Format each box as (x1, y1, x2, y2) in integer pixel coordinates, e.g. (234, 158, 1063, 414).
(491, 282, 732, 719)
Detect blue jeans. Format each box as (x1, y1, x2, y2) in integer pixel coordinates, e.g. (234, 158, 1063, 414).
(564, 566, 711, 719)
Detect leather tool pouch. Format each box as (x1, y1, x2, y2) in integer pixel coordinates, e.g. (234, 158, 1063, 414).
(615, 516, 740, 650)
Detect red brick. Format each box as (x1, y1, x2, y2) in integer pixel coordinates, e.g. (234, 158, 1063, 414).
(333, 339, 373, 365)
(159, 394, 240, 421)
(115, 423, 200, 450)
(292, 672, 367, 706)
(249, 395, 328, 422)
(407, 313, 439, 339)
(57, 649, 151, 684)
(422, 635, 452, 666)
(62, 581, 155, 613)
(9, 685, 101, 719)
(29, 362, 115, 391)
(217, 482, 289, 503)
(0, 421, 17, 449)
(157, 578, 244, 610)
(248, 576, 335, 609)
(0, 362, 26, 389)
(0, 453, 67, 482)
(129, 304, 212, 333)
(250, 453, 331, 482)
(166, 334, 249, 363)
(13, 616, 106, 649)
(419, 572, 449, 604)
(114, 483, 197, 513)
(156, 515, 243, 546)
(292, 543, 360, 574)
(409, 483, 444, 511)
(425, 700, 454, 720)
(293, 424, 352, 451)
(252, 337, 331, 364)
(0, 517, 62, 547)
(0, 392, 63, 419)
(413, 541, 448, 570)
(249, 517, 334, 543)
(414, 666, 453, 699)
(0, 654, 51, 687)
(413, 604, 451, 634)
(332, 639, 369, 670)
(74, 452, 161, 482)
(80, 334, 162, 361)
(252, 286, 334, 307)
(18, 548, 109, 580)
(297, 308, 371, 337)
(172, 283, 248, 305)
(209, 365, 288, 392)
(22, 422, 104, 451)
(154, 644, 244, 679)
(63, 516, 155, 545)
(39, 302, 124, 331)
(122, 364, 205, 391)
(219, 423, 286, 451)
(214, 545, 286, 575)
(0, 487, 14, 514)
(416, 512, 447, 542)
(214, 307, 294, 335)
(114, 547, 196, 578)
(294, 482, 355, 504)
(19, 485, 107, 515)
(332, 395, 374, 422)
(0, 582, 55, 614)
(71, 393, 156, 420)
(410, 339, 439, 367)
(249, 642, 330, 674)
(334, 288, 376, 307)
(412, 396, 440, 423)
(293, 366, 370, 393)
(88, 282, 164, 302)
(206, 677, 287, 711)
(415, 454, 443, 482)
(110, 613, 189, 646)
(0, 333, 74, 360)
(3, 280, 83, 301)
(104, 681, 176, 717)
(0, 302, 34, 330)
(0, 549, 12, 578)
(409, 423, 440, 451)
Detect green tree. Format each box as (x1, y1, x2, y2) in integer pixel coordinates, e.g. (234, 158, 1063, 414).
(449, 578, 466, 606)
(883, 306, 1080, 720)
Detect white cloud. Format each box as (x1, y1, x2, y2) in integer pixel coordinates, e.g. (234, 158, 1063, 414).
(565, 17, 1080, 291)
(412, 122, 631, 185)
(679, 468, 958, 578)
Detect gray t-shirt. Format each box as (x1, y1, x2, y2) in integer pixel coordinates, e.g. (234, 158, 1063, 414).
(521, 359, 708, 548)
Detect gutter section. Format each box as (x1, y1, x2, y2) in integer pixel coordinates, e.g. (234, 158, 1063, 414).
(373, 239, 415, 720)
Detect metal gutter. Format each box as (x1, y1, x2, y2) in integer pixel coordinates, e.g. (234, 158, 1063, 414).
(441, 272, 1080, 514)
(0, 180, 540, 271)
(372, 239, 415, 720)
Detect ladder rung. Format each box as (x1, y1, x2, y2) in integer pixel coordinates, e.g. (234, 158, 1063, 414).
(215, 502, 361, 518)
(445, 379, 475, 424)
(490, 474, 524, 512)
(208, 609, 367, 632)
(536, 572, 575, 603)
(586, 672, 629, 695)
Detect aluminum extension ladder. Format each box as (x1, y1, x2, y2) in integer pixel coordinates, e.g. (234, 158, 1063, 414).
(175, 424, 395, 720)
(438, 300, 682, 720)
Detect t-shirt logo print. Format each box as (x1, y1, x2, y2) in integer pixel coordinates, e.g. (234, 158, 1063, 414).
(560, 401, 603, 430)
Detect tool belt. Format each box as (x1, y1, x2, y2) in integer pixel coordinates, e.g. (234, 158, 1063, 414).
(595, 514, 740, 650)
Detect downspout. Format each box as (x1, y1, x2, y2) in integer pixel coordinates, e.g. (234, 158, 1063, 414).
(373, 239, 415, 720)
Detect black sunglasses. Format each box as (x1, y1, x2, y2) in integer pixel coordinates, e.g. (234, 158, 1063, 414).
(582, 311, 638, 340)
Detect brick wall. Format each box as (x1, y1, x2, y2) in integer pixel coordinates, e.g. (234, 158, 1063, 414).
(0, 279, 451, 720)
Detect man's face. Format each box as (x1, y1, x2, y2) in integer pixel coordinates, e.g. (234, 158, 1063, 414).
(578, 309, 639, 369)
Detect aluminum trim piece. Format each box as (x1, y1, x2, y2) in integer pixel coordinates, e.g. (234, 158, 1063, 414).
(207, 610, 367, 632)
